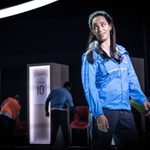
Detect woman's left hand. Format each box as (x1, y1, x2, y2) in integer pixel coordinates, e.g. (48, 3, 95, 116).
(143, 101, 150, 116)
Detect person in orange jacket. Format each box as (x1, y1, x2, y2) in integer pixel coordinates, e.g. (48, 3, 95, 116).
(0, 95, 21, 146)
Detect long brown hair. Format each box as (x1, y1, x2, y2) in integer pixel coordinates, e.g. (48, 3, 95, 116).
(86, 11, 120, 64)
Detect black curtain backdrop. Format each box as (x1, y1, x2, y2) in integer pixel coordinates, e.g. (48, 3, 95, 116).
(0, 0, 150, 120)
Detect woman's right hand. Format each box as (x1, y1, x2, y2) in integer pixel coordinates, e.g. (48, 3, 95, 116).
(96, 114, 109, 132)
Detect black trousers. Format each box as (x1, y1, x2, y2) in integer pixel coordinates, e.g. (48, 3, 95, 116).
(50, 110, 69, 147)
(90, 109, 141, 150)
(0, 115, 15, 145)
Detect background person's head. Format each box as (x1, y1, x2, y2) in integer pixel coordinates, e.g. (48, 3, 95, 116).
(14, 94, 22, 104)
(63, 81, 71, 91)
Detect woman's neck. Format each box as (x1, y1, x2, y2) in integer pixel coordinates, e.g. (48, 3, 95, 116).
(100, 40, 111, 56)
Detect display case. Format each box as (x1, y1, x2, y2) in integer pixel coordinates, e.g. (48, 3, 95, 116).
(27, 63, 69, 144)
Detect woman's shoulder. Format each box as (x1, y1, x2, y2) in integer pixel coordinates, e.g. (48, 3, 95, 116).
(116, 44, 128, 55)
(82, 40, 98, 54)
(82, 48, 100, 64)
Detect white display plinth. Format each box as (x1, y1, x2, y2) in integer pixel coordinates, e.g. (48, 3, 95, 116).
(27, 63, 69, 144)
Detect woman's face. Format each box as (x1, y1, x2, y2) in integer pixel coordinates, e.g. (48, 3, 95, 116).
(92, 16, 112, 42)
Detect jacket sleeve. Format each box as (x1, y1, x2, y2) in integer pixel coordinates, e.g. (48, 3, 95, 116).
(66, 91, 74, 107)
(45, 92, 52, 112)
(81, 53, 103, 118)
(127, 55, 147, 105)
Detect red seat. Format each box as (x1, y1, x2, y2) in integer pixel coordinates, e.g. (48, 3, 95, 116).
(69, 106, 89, 145)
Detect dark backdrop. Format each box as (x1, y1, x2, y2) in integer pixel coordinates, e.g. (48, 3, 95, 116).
(0, 0, 150, 120)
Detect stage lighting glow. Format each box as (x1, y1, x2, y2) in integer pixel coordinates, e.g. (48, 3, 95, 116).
(0, 0, 58, 19)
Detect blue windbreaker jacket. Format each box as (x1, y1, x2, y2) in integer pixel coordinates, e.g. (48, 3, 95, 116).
(81, 43, 147, 118)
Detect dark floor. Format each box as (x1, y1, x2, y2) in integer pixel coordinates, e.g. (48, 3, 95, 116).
(0, 129, 91, 150)
(0, 126, 150, 150)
